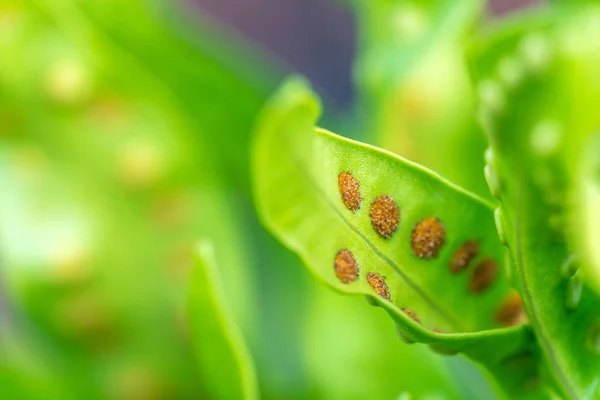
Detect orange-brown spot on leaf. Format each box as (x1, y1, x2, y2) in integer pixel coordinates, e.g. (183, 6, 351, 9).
(449, 240, 479, 274)
(367, 272, 390, 300)
(401, 308, 422, 325)
(338, 172, 362, 212)
(369, 195, 400, 238)
(496, 291, 528, 327)
(334, 249, 359, 284)
(411, 217, 446, 258)
(469, 259, 498, 293)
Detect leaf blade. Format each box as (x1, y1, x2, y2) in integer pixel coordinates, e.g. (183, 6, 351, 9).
(187, 240, 259, 400)
(470, 7, 600, 398)
(252, 78, 545, 398)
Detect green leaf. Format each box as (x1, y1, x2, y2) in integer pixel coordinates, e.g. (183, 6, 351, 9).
(352, 0, 490, 199)
(578, 134, 600, 295)
(252, 77, 546, 398)
(0, 2, 259, 397)
(553, 9, 600, 300)
(187, 240, 259, 400)
(470, 6, 600, 399)
(66, 0, 280, 192)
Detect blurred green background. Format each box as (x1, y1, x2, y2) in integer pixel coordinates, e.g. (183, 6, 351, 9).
(0, 0, 540, 399)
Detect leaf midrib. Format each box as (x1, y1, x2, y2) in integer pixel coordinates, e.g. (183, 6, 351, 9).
(291, 136, 468, 332)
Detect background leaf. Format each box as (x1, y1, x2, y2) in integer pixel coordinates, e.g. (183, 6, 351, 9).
(0, 1, 260, 397)
(352, 0, 490, 199)
(470, 5, 600, 398)
(187, 240, 259, 400)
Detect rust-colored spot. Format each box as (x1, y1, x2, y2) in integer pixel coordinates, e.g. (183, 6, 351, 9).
(411, 217, 446, 258)
(469, 259, 498, 293)
(496, 291, 528, 327)
(367, 272, 390, 300)
(338, 172, 362, 212)
(401, 308, 421, 325)
(334, 249, 359, 284)
(449, 240, 479, 274)
(369, 195, 400, 238)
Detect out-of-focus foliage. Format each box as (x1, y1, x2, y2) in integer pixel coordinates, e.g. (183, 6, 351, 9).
(0, 0, 265, 398)
(470, 3, 600, 398)
(0, 1, 475, 399)
(352, 0, 491, 199)
(188, 241, 258, 400)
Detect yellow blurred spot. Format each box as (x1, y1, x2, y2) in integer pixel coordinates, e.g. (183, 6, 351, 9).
(12, 146, 47, 183)
(118, 140, 163, 188)
(153, 192, 192, 227)
(393, 5, 428, 42)
(110, 366, 169, 400)
(0, 5, 23, 46)
(45, 58, 91, 104)
(49, 241, 92, 284)
(559, 12, 600, 57)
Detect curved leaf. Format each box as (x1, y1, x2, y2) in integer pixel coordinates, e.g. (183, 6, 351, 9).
(470, 6, 600, 398)
(187, 240, 259, 400)
(252, 78, 545, 398)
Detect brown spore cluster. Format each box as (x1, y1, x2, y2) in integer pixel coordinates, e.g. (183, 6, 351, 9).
(367, 272, 390, 300)
(411, 217, 446, 258)
(401, 308, 422, 325)
(334, 249, 359, 284)
(496, 291, 528, 327)
(369, 195, 400, 238)
(338, 172, 362, 212)
(449, 240, 479, 274)
(469, 259, 498, 293)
